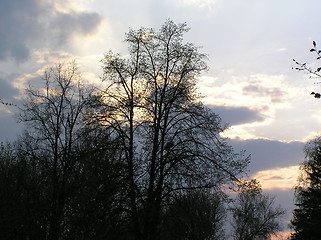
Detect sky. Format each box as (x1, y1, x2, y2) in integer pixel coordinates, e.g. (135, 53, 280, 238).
(1, 0, 321, 236)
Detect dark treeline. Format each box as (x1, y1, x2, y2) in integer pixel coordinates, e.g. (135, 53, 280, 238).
(0, 20, 284, 240)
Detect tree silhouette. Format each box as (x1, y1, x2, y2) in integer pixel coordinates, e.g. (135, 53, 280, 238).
(231, 179, 285, 240)
(0, 142, 49, 239)
(0, 20, 257, 240)
(290, 137, 321, 240)
(161, 190, 226, 240)
(89, 19, 249, 240)
(18, 62, 91, 240)
(293, 41, 321, 98)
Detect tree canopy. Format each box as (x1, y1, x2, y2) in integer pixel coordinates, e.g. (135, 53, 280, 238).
(90, 19, 249, 240)
(290, 137, 321, 240)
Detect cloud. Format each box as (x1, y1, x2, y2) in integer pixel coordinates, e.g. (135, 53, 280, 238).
(199, 74, 290, 109)
(269, 231, 292, 240)
(252, 165, 299, 190)
(175, 0, 217, 9)
(228, 138, 304, 173)
(50, 11, 102, 46)
(0, 73, 22, 141)
(199, 74, 308, 141)
(0, 0, 103, 62)
(0, 0, 40, 62)
(0, 111, 22, 142)
(34, 49, 75, 65)
(243, 84, 287, 104)
(208, 105, 264, 126)
(0, 74, 20, 101)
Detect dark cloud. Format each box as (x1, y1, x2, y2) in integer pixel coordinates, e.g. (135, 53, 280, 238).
(0, 112, 22, 142)
(50, 11, 102, 46)
(0, 0, 103, 62)
(0, 80, 18, 100)
(0, 0, 40, 62)
(228, 138, 303, 228)
(229, 138, 304, 173)
(208, 105, 265, 126)
(10, 44, 30, 63)
(0, 74, 20, 100)
(243, 84, 287, 103)
(0, 73, 22, 141)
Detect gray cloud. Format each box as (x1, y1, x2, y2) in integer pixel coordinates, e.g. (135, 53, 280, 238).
(229, 138, 304, 173)
(0, 0, 41, 62)
(0, 0, 103, 62)
(208, 105, 265, 126)
(0, 113, 22, 142)
(243, 84, 287, 103)
(50, 11, 102, 46)
(0, 74, 20, 102)
(228, 138, 303, 228)
(0, 74, 22, 142)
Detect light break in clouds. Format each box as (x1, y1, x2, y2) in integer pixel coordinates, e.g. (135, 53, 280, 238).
(252, 165, 299, 190)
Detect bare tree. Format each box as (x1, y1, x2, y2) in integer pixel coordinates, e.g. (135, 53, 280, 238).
(19, 61, 90, 240)
(90, 19, 249, 240)
(230, 180, 285, 240)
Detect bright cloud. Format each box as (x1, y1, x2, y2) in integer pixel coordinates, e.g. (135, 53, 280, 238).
(198, 74, 301, 140)
(199, 74, 293, 108)
(252, 165, 299, 190)
(34, 49, 75, 65)
(198, 72, 321, 141)
(47, 0, 88, 13)
(269, 231, 292, 240)
(177, 0, 217, 9)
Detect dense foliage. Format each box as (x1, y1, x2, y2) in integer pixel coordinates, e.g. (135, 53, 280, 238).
(291, 137, 321, 240)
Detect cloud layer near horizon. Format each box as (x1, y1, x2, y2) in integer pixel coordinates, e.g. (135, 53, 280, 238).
(229, 138, 304, 173)
(208, 105, 265, 126)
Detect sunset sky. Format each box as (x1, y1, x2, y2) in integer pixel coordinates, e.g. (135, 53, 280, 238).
(1, 0, 321, 235)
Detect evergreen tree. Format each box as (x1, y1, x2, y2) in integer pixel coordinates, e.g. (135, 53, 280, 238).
(291, 137, 321, 240)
